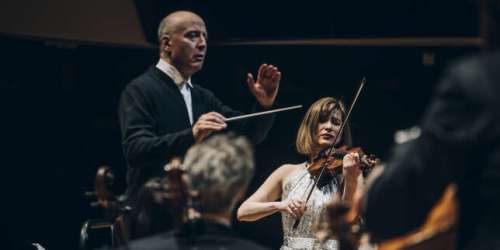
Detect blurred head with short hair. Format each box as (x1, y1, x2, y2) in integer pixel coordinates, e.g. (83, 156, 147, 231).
(183, 133, 254, 223)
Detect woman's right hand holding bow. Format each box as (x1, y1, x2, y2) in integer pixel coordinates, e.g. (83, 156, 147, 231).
(277, 197, 306, 219)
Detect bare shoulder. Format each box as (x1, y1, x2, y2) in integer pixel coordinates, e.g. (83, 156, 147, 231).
(275, 163, 305, 179)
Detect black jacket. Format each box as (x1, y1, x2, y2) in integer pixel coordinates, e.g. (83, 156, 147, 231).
(364, 53, 500, 250)
(118, 67, 274, 200)
(118, 221, 271, 250)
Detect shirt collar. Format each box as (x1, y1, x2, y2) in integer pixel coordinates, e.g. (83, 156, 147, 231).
(156, 59, 193, 88)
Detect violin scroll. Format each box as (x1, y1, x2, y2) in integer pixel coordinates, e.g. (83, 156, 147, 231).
(163, 157, 202, 233)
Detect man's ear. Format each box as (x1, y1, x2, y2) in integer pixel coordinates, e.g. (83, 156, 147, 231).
(160, 34, 172, 53)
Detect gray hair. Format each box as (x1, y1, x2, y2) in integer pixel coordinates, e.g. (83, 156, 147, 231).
(183, 133, 254, 214)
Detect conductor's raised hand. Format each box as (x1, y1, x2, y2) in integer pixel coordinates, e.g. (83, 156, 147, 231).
(247, 64, 281, 108)
(192, 112, 227, 142)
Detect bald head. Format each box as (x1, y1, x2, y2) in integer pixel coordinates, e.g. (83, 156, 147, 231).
(158, 11, 205, 42)
(157, 11, 208, 78)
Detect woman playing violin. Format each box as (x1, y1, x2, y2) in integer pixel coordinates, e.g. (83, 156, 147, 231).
(237, 97, 364, 250)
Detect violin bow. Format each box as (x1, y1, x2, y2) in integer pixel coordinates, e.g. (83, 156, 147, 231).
(292, 77, 366, 229)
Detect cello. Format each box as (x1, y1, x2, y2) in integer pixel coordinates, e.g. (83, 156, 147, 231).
(81, 166, 130, 249)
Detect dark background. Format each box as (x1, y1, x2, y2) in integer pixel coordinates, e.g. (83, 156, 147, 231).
(0, 0, 482, 249)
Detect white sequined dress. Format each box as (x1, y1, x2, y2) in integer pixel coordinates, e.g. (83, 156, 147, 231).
(280, 163, 340, 250)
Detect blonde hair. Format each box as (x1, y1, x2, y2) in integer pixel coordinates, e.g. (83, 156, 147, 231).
(296, 97, 352, 156)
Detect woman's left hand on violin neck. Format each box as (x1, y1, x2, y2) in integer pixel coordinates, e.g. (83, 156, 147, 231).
(342, 152, 363, 202)
(342, 152, 362, 179)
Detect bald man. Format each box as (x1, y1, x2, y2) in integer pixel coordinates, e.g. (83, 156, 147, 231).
(118, 11, 281, 202)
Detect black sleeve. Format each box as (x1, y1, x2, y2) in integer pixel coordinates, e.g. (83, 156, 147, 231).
(118, 85, 195, 168)
(363, 60, 489, 239)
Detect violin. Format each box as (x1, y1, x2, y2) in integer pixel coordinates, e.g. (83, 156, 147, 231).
(308, 145, 380, 179)
(162, 157, 202, 235)
(128, 157, 202, 238)
(162, 157, 189, 229)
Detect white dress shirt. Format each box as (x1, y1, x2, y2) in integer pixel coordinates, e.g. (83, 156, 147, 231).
(156, 59, 194, 125)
